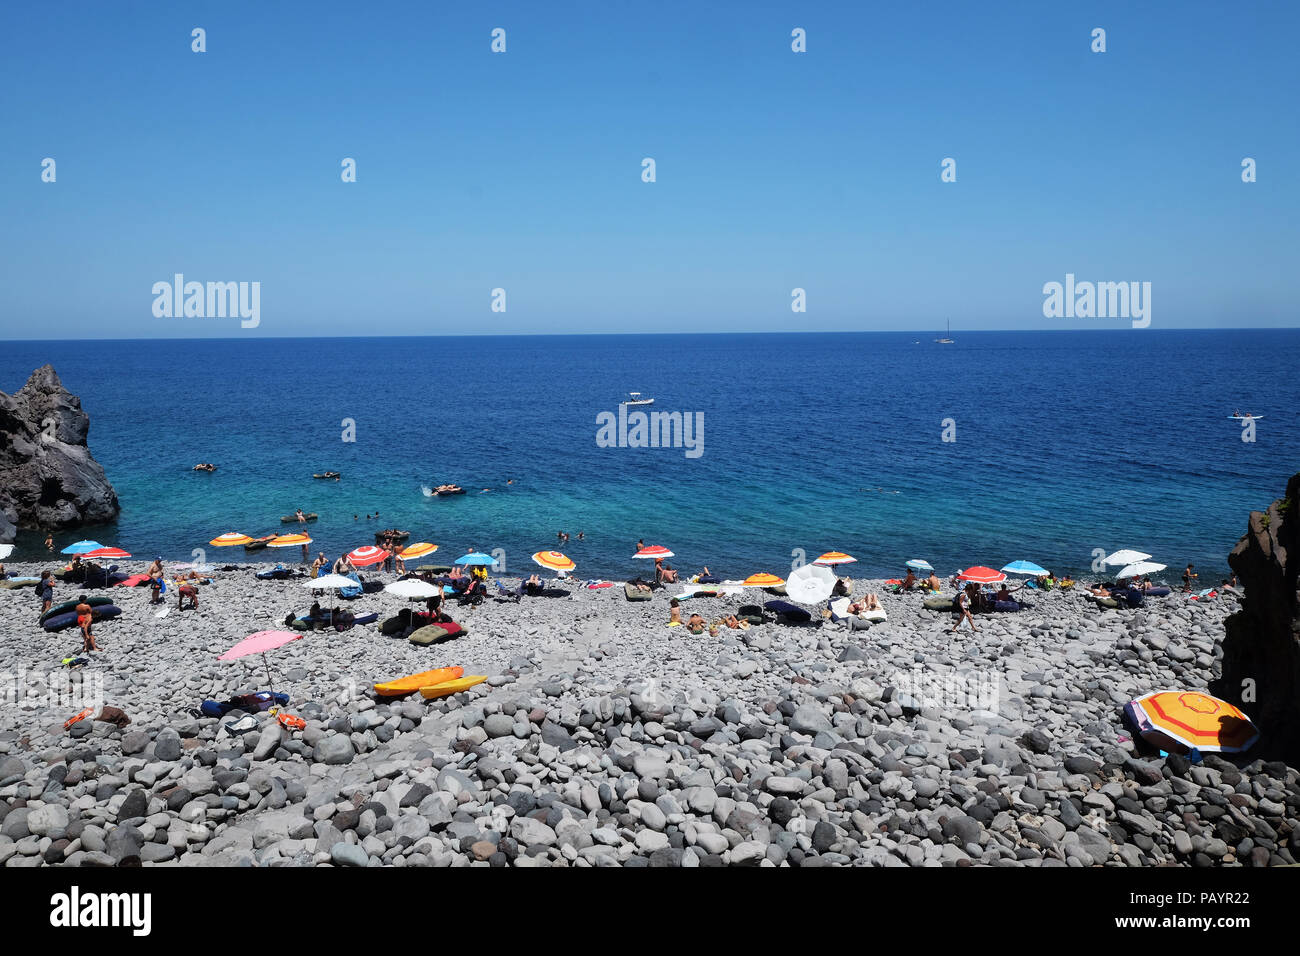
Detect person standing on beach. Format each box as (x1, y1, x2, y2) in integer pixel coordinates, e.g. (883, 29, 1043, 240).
(76, 594, 98, 652)
(1183, 564, 1198, 591)
(147, 557, 164, 604)
(383, 544, 395, 574)
(37, 571, 54, 615)
(950, 584, 979, 633)
(311, 552, 328, 577)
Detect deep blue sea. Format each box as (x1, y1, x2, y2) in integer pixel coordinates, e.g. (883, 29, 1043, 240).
(2, 331, 1297, 582)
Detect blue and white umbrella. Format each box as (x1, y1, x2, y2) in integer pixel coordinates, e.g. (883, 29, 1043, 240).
(454, 552, 497, 567)
(1001, 560, 1048, 577)
(905, 559, 933, 571)
(61, 540, 104, 555)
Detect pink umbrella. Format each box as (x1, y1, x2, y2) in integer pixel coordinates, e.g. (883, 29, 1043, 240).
(347, 545, 389, 567)
(218, 630, 302, 700)
(85, 547, 132, 560)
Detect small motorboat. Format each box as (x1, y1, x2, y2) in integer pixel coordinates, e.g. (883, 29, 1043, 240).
(281, 513, 319, 523)
(192, 463, 217, 472)
(620, 391, 654, 406)
(313, 471, 341, 480)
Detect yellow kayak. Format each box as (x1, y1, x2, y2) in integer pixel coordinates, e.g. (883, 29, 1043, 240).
(374, 666, 464, 697)
(419, 674, 489, 700)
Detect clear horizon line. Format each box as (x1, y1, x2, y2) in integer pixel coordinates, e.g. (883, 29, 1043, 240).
(2, 326, 1296, 344)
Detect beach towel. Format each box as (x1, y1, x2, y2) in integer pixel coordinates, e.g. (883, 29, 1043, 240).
(763, 599, 813, 623)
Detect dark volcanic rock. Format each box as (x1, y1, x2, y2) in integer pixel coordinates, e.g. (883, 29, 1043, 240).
(1212, 472, 1300, 764)
(0, 365, 118, 538)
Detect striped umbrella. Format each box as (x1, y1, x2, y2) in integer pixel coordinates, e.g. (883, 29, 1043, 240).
(347, 545, 389, 567)
(532, 551, 576, 572)
(399, 542, 439, 560)
(743, 572, 785, 587)
(268, 534, 313, 548)
(210, 533, 253, 547)
(957, 566, 1006, 584)
(1125, 691, 1259, 754)
(814, 551, 857, 566)
(85, 547, 131, 560)
(634, 545, 674, 559)
(905, 559, 934, 571)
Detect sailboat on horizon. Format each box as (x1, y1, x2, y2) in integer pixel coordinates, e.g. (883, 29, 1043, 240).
(934, 319, 954, 344)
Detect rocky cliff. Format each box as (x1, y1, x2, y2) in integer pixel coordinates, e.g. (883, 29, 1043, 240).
(1212, 472, 1300, 763)
(0, 365, 119, 541)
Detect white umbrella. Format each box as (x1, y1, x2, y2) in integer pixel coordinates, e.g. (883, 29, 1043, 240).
(1104, 549, 1152, 566)
(1117, 561, 1167, 579)
(785, 563, 837, 605)
(303, 574, 358, 590)
(0, 544, 13, 560)
(385, 579, 443, 599)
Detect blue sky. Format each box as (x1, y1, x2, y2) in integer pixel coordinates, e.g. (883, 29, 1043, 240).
(1, 1, 1296, 338)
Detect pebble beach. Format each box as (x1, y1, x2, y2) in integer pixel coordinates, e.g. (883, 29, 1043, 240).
(0, 560, 1295, 868)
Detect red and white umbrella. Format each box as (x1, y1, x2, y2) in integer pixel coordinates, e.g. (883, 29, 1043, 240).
(957, 566, 1007, 584)
(634, 545, 674, 559)
(84, 547, 131, 560)
(347, 545, 389, 567)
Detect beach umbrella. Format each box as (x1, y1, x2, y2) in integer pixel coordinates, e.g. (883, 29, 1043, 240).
(386, 579, 444, 599)
(633, 545, 674, 559)
(399, 542, 438, 560)
(268, 533, 313, 548)
(1117, 561, 1167, 579)
(785, 563, 837, 604)
(905, 559, 933, 571)
(85, 547, 131, 560)
(0, 544, 12, 560)
(303, 574, 358, 590)
(347, 545, 389, 567)
(532, 551, 576, 572)
(217, 630, 302, 704)
(209, 533, 254, 547)
(1001, 561, 1048, 577)
(455, 552, 498, 567)
(743, 572, 785, 587)
(1125, 691, 1259, 754)
(61, 540, 104, 555)
(957, 566, 1007, 584)
(813, 551, 857, 566)
(1103, 549, 1152, 567)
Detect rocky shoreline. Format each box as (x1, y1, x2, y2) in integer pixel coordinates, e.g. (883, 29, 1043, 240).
(0, 560, 1296, 867)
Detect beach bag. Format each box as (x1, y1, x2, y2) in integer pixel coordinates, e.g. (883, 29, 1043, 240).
(97, 706, 131, 727)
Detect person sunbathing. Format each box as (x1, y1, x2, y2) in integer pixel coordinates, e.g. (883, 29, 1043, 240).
(1090, 584, 1111, 597)
(525, 574, 544, 596)
(668, 599, 682, 624)
(848, 593, 881, 614)
(900, 569, 917, 590)
(925, 572, 942, 592)
(721, 613, 747, 629)
(686, 613, 706, 634)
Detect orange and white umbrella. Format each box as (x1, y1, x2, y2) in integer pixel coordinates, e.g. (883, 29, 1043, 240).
(210, 533, 253, 547)
(347, 545, 389, 567)
(814, 551, 857, 566)
(532, 550, 576, 572)
(743, 572, 785, 587)
(399, 542, 439, 560)
(634, 545, 674, 559)
(268, 533, 313, 548)
(1125, 691, 1259, 754)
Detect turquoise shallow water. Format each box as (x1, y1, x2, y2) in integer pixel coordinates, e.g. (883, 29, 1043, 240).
(2, 330, 1297, 581)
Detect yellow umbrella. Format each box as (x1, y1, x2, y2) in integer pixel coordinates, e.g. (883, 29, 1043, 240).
(209, 532, 254, 547)
(743, 572, 785, 586)
(814, 551, 857, 566)
(399, 542, 439, 560)
(1125, 691, 1259, 754)
(532, 550, 576, 572)
(268, 533, 313, 548)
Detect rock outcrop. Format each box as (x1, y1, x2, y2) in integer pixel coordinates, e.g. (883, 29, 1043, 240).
(0, 365, 119, 540)
(1212, 472, 1300, 763)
